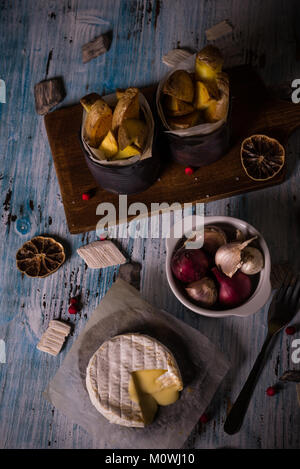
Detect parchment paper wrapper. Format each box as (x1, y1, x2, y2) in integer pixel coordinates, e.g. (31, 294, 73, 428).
(81, 92, 154, 167)
(44, 279, 230, 449)
(156, 53, 229, 136)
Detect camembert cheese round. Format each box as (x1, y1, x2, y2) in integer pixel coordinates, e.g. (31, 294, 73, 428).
(86, 333, 183, 427)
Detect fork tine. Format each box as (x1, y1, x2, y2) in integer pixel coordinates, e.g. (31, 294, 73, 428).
(276, 270, 294, 301)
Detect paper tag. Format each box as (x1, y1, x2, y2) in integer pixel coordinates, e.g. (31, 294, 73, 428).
(205, 20, 233, 41)
(0, 340, 6, 363)
(0, 80, 6, 103)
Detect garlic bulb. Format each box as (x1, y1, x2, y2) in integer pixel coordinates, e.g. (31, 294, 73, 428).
(240, 247, 264, 275)
(203, 226, 227, 255)
(185, 277, 217, 306)
(184, 225, 227, 254)
(215, 236, 257, 278)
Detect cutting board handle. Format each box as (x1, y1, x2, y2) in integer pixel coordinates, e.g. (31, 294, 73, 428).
(264, 99, 300, 142)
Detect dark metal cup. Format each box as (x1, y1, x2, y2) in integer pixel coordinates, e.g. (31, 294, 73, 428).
(79, 131, 160, 195)
(164, 119, 231, 167)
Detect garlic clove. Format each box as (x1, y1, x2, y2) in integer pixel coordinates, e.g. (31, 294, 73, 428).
(240, 246, 264, 275)
(215, 236, 257, 278)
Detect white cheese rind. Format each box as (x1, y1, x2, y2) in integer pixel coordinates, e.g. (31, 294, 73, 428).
(77, 240, 126, 269)
(86, 333, 183, 427)
(37, 320, 71, 356)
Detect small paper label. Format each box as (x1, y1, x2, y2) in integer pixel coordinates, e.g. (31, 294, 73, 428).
(0, 80, 6, 103)
(0, 340, 6, 363)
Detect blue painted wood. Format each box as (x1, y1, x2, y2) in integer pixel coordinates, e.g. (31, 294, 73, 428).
(0, 0, 300, 449)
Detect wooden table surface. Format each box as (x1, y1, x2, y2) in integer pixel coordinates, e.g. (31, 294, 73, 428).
(1, 0, 300, 449)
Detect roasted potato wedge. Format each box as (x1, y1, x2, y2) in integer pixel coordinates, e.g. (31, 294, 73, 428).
(195, 45, 224, 82)
(194, 81, 215, 110)
(84, 99, 113, 147)
(112, 88, 140, 132)
(116, 89, 126, 100)
(98, 130, 118, 159)
(163, 95, 194, 117)
(80, 92, 102, 113)
(204, 72, 229, 122)
(118, 119, 147, 151)
(167, 110, 203, 130)
(112, 145, 141, 160)
(163, 70, 194, 103)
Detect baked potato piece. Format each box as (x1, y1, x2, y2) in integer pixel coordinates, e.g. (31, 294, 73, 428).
(194, 81, 215, 110)
(204, 71, 229, 122)
(167, 110, 203, 130)
(116, 89, 126, 100)
(112, 87, 140, 132)
(163, 70, 194, 103)
(84, 99, 113, 147)
(195, 45, 224, 82)
(80, 92, 102, 113)
(98, 130, 118, 159)
(118, 119, 147, 151)
(163, 95, 194, 117)
(112, 145, 141, 160)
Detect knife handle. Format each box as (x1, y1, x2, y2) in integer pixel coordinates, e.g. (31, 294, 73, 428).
(224, 332, 274, 435)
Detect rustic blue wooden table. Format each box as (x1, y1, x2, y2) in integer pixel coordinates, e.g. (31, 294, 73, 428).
(1, 0, 300, 449)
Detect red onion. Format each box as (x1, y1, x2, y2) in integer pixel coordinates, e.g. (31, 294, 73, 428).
(212, 267, 252, 307)
(171, 247, 209, 283)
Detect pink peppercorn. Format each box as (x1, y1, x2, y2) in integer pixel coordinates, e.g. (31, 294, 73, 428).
(82, 192, 91, 201)
(68, 305, 78, 315)
(266, 386, 276, 396)
(185, 167, 194, 176)
(69, 298, 78, 305)
(199, 413, 209, 423)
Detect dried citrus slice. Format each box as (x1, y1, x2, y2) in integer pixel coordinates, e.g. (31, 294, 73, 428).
(16, 236, 65, 278)
(241, 134, 285, 181)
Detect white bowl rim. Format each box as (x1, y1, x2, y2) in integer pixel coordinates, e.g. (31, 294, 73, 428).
(165, 215, 272, 318)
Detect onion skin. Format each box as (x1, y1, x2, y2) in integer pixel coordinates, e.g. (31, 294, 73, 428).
(185, 277, 218, 306)
(240, 247, 264, 275)
(171, 247, 209, 283)
(214, 236, 257, 278)
(212, 267, 252, 307)
(203, 226, 227, 256)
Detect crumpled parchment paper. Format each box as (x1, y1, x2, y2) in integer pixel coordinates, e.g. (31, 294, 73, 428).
(156, 53, 229, 136)
(44, 278, 230, 449)
(81, 92, 154, 167)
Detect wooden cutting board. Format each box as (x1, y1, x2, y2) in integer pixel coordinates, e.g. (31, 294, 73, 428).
(44, 66, 300, 234)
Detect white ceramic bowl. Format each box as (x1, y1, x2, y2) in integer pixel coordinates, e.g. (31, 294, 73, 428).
(166, 215, 272, 318)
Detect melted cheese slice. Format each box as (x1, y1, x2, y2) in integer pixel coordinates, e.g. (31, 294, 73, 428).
(129, 369, 180, 425)
(86, 333, 183, 427)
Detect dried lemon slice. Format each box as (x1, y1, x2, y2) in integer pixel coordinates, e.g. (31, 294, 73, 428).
(16, 236, 65, 278)
(241, 134, 285, 181)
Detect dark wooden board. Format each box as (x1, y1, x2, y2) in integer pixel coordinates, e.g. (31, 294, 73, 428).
(44, 66, 300, 234)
